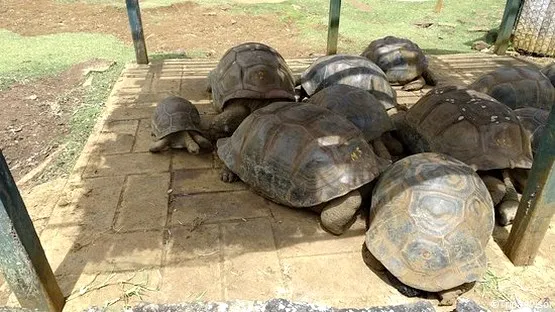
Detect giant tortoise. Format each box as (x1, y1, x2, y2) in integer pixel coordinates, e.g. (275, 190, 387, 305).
(150, 96, 211, 153)
(393, 85, 533, 226)
(206, 42, 296, 140)
(364, 152, 494, 306)
(468, 66, 555, 110)
(361, 36, 437, 91)
(216, 101, 391, 235)
(297, 54, 400, 113)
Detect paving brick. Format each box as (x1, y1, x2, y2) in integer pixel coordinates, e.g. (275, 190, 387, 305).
(51, 230, 164, 275)
(170, 190, 272, 226)
(115, 77, 153, 94)
(181, 76, 212, 101)
(151, 75, 182, 93)
(48, 176, 125, 236)
(171, 151, 214, 170)
(172, 169, 246, 194)
(115, 173, 170, 232)
(133, 119, 154, 153)
(270, 205, 368, 258)
(159, 260, 222, 303)
(164, 224, 220, 265)
(107, 104, 156, 121)
(221, 218, 286, 300)
(84, 152, 170, 177)
(281, 253, 406, 307)
(59, 269, 162, 311)
(93, 120, 139, 154)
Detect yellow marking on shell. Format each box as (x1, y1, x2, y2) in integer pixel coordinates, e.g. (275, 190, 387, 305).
(351, 146, 363, 161)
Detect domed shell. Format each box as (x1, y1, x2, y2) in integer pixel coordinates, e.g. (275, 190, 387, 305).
(308, 84, 395, 142)
(541, 63, 555, 87)
(514, 107, 549, 155)
(399, 85, 533, 171)
(216, 101, 390, 207)
(361, 36, 428, 84)
(210, 42, 296, 113)
(366, 152, 494, 292)
(300, 54, 397, 110)
(468, 66, 555, 110)
(151, 96, 202, 140)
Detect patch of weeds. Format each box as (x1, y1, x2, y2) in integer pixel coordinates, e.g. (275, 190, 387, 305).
(36, 63, 125, 182)
(477, 269, 513, 302)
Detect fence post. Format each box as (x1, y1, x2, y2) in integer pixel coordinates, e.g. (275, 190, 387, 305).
(0, 151, 64, 311)
(327, 0, 342, 55)
(126, 0, 149, 64)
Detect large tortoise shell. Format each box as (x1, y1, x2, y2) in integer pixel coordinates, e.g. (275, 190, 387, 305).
(366, 152, 494, 292)
(468, 66, 555, 110)
(151, 96, 202, 140)
(216, 101, 389, 207)
(210, 42, 296, 113)
(308, 84, 395, 142)
(361, 36, 428, 84)
(398, 85, 533, 171)
(514, 107, 549, 156)
(541, 62, 555, 87)
(299, 54, 397, 111)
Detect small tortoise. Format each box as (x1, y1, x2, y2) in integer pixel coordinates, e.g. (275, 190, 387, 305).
(509, 107, 549, 193)
(297, 54, 399, 113)
(364, 152, 494, 306)
(540, 62, 555, 87)
(468, 66, 555, 110)
(393, 85, 533, 226)
(206, 42, 296, 140)
(217, 101, 390, 235)
(150, 96, 211, 153)
(308, 84, 404, 159)
(361, 36, 437, 91)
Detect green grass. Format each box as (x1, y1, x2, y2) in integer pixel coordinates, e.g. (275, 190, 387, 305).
(199, 0, 505, 54)
(0, 29, 133, 90)
(56, 0, 193, 9)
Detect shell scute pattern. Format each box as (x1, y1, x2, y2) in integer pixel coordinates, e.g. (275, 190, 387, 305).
(151, 96, 201, 140)
(300, 54, 397, 110)
(211, 42, 296, 113)
(469, 66, 555, 110)
(361, 36, 428, 84)
(366, 153, 494, 292)
(401, 85, 533, 171)
(308, 84, 394, 141)
(217, 102, 387, 207)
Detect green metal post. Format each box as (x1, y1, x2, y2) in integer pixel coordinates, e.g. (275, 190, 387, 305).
(327, 0, 342, 55)
(126, 0, 149, 64)
(0, 151, 64, 311)
(493, 0, 522, 54)
(504, 106, 555, 266)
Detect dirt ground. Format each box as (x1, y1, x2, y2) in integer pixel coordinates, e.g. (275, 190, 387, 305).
(0, 0, 314, 58)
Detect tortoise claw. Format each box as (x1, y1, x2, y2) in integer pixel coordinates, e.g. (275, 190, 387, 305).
(220, 167, 238, 183)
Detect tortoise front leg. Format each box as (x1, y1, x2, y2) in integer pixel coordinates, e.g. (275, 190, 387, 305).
(220, 165, 238, 183)
(209, 101, 250, 140)
(372, 138, 392, 161)
(481, 174, 506, 206)
(149, 136, 170, 153)
(320, 190, 362, 235)
(497, 169, 520, 226)
(401, 76, 426, 91)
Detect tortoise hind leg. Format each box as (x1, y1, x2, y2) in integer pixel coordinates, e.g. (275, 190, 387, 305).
(481, 174, 506, 206)
(174, 131, 201, 154)
(372, 138, 392, 161)
(438, 282, 475, 306)
(401, 76, 426, 91)
(320, 190, 362, 235)
(149, 137, 170, 153)
(422, 68, 438, 86)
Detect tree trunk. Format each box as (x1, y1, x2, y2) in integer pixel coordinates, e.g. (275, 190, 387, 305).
(513, 0, 555, 56)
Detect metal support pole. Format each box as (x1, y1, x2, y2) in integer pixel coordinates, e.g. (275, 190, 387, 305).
(126, 0, 149, 64)
(0, 151, 64, 311)
(326, 0, 342, 55)
(504, 106, 555, 265)
(493, 0, 522, 55)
